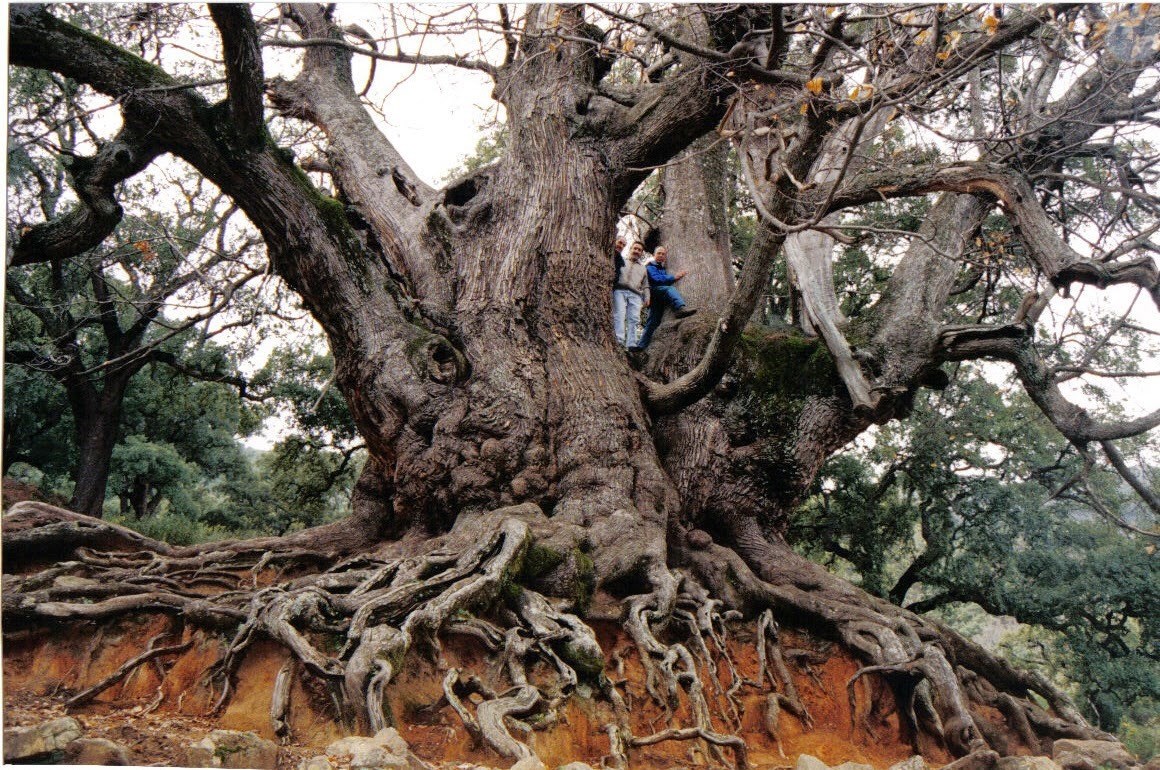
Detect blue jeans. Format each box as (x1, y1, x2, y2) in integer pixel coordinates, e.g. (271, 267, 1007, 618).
(612, 289, 644, 347)
(636, 285, 686, 349)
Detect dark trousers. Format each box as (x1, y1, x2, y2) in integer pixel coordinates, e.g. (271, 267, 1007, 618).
(636, 285, 686, 348)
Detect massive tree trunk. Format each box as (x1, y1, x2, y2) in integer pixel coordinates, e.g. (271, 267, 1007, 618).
(7, 5, 1155, 769)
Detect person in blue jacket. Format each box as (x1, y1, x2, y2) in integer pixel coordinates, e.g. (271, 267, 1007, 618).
(630, 246, 696, 350)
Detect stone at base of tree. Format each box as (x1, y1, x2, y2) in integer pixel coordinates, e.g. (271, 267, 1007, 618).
(298, 756, 336, 770)
(3, 716, 84, 761)
(833, 761, 875, 770)
(888, 756, 930, 770)
(554, 763, 596, 770)
(186, 729, 279, 769)
(997, 756, 1062, 770)
(61, 737, 135, 765)
(325, 729, 428, 770)
(942, 751, 1000, 770)
(1056, 756, 1098, 770)
(1053, 740, 1137, 770)
(796, 754, 832, 770)
(509, 757, 547, 770)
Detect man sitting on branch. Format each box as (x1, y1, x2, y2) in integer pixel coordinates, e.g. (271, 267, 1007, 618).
(632, 245, 696, 351)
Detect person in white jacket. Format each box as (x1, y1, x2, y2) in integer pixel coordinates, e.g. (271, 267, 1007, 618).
(612, 241, 650, 349)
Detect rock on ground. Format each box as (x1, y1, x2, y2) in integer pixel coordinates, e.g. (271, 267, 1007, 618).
(1053, 739, 1137, 770)
(797, 755, 833, 770)
(940, 753, 1000, 770)
(834, 762, 875, 770)
(61, 737, 136, 765)
(3, 716, 84, 761)
(997, 757, 1063, 770)
(509, 758, 547, 770)
(298, 756, 337, 770)
(325, 728, 431, 770)
(187, 729, 280, 769)
(888, 757, 930, 770)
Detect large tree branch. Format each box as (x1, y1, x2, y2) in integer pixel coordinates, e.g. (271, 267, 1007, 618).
(937, 325, 1160, 443)
(777, 109, 895, 413)
(826, 162, 1160, 308)
(10, 127, 160, 268)
(268, 4, 451, 322)
(605, 7, 752, 201)
(209, 4, 266, 147)
(1100, 439, 1160, 517)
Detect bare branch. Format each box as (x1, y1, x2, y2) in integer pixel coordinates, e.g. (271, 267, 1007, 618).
(1100, 439, 1160, 518)
(938, 326, 1160, 443)
(263, 36, 496, 76)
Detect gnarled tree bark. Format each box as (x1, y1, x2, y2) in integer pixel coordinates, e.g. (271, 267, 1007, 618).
(6, 5, 1157, 769)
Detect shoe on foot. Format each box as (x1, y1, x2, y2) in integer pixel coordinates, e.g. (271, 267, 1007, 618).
(674, 306, 697, 319)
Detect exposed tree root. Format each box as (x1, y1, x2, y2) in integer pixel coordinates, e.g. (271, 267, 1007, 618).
(679, 532, 1111, 761)
(2, 501, 1122, 770)
(271, 657, 297, 740)
(757, 609, 813, 729)
(65, 633, 192, 710)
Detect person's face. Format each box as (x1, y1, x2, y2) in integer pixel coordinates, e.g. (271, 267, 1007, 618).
(630, 243, 644, 260)
(655, 248, 667, 265)
(615, 238, 626, 252)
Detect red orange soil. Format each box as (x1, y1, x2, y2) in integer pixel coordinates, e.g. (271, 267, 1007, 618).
(3, 611, 952, 769)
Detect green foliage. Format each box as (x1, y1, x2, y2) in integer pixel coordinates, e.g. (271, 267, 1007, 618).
(443, 124, 508, 181)
(6, 288, 362, 541)
(109, 435, 200, 517)
(1120, 698, 1160, 760)
(249, 437, 361, 534)
(251, 342, 358, 445)
(2, 362, 75, 488)
(108, 508, 235, 546)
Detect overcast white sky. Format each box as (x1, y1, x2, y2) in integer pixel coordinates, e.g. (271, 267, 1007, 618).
(267, 3, 502, 185)
(346, 53, 498, 185)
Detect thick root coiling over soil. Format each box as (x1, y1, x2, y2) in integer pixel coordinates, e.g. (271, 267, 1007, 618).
(677, 532, 1113, 762)
(3, 501, 1113, 769)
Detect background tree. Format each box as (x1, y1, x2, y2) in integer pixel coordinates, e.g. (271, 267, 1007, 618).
(5, 76, 269, 516)
(5, 5, 1160, 768)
